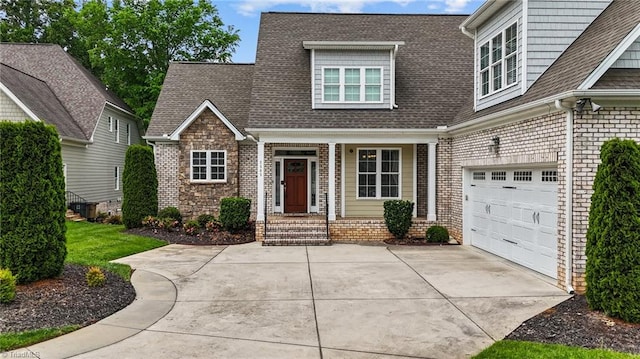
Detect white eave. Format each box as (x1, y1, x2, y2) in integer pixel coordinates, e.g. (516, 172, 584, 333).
(459, 0, 511, 34)
(244, 127, 441, 144)
(167, 99, 245, 141)
(302, 41, 405, 51)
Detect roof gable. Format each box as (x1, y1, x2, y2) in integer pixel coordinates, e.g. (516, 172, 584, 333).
(0, 43, 134, 141)
(170, 100, 245, 141)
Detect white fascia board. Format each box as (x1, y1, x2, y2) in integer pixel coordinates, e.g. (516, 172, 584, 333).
(459, 0, 511, 32)
(302, 41, 405, 51)
(170, 99, 245, 141)
(106, 101, 136, 117)
(143, 135, 176, 142)
(0, 82, 41, 122)
(245, 128, 441, 144)
(61, 136, 91, 146)
(579, 23, 640, 90)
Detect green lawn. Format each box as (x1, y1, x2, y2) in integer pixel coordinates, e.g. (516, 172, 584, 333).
(474, 340, 640, 359)
(0, 221, 165, 351)
(65, 220, 166, 280)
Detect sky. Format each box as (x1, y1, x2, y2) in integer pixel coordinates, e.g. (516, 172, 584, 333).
(215, 0, 486, 63)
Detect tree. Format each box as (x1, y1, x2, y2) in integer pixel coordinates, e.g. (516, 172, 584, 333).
(122, 145, 158, 229)
(75, 0, 240, 126)
(586, 138, 640, 323)
(0, 121, 67, 284)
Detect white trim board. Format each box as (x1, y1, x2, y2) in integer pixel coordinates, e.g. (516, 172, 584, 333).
(170, 99, 245, 141)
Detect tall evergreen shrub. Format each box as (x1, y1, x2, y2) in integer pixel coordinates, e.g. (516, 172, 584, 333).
(219, 197, 251, 232)
(383, 200, 414, 239)
(586, 138, 640, 323)
(0, 121, 67, 283)
(122, 145, 158, 228)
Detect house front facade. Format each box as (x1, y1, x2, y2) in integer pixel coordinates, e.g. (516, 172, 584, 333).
(0, 44, 143, 216)
(146, 0, 640, 292)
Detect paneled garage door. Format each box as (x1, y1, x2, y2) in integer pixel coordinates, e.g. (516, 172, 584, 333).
(467, 168, 558, 278)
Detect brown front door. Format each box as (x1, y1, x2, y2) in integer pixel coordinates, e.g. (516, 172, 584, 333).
(284, 159, 307, 213)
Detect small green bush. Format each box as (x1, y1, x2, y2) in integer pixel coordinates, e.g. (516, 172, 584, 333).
(141, 215, 159, 228)
(122, 145, 158, 229)
(0, 268, 17, 303)
(0, 121, 67, 284)
(383, 200, 414, 239)
(197, 214, 216, 228)
(158, 207, 182, 224)
(158, 217, 180, 232)
(205, 219, 222, 232)
(426, 226, 450, 243)
(586, 138, 640, 323)
(219, 197, 251, 232)
(86, 266, 106, 287)
(104, 214, 123, 225)
(183, 220, 200, 236)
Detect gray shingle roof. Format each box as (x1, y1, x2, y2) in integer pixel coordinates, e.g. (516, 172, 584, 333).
(0, 43, 133, 141)
(1, 64, 85, 139)
(247, 12, 473, 129)
(147, 62, 254, 137)
(593, 68, 640, 89)
(451, 0, 640, 125)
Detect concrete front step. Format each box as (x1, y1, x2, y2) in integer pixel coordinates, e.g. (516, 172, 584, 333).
(262, 238, 332, 246)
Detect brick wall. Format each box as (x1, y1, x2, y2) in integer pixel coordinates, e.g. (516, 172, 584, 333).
(416, 144, 427, 217)
(177, 109, 239, 220)
(239, 143, 258, 219)
(330, 218, 433, 241)
(154, 142, 180, 210)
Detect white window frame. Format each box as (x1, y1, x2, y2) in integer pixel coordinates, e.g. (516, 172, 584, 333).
(126, 123, 131, 145)
(190, 150, 227, 183)
(115, 118, 120, 143)
(108, 116, 113, 132)
(479, 21, 518, 98)
(114, 166, 120, 190)
(356, 148, 402, 200)
(321, 66, 384, 104)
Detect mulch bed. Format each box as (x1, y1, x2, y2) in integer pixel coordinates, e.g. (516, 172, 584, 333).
(384, 237, 460, 246)
(126, 223, 255, 245)
(507, 295, 640, 354)
(0, 264, 135, 333)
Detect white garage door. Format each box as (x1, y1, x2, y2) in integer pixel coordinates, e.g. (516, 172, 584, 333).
(467, 168, 558, 279)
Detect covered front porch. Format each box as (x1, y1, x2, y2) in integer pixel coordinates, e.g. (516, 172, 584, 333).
(248, 128, 441, 243)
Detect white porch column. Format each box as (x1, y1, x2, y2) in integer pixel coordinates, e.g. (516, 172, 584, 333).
(256, 141, 265, 221)
(427, 142, 437, 221)
(328, 142, 336, 221)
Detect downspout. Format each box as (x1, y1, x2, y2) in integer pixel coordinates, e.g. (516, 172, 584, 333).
(460, 25, 474, 39)
(555, 99, 576, 294)
(391, 44, 399, 109)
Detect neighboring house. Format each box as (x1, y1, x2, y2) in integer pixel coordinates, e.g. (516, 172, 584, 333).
(146, 0, 640, 292)
(0, 43, 142, 216)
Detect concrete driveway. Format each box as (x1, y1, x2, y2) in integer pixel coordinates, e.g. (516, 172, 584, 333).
(12, 243, 568, 359)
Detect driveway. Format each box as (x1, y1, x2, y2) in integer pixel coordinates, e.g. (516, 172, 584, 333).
(14, 243, 568, 359)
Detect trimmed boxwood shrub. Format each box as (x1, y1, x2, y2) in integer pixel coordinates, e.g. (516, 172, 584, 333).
(197, 214, 215, 228)
(426, 226, 450, 243)
(0, 121, 67, 284)
(122, 145, 158, 229)
(219, 197, 251, 232)
(383, 200, 414, 239)
(0, 268, 17, 303)
(586, 138, 640, 323)
(158, 206, 182, 224)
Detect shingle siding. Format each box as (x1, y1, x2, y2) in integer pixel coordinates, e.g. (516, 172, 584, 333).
(612, 38, 640, 68)
(0, 90, 29, 121)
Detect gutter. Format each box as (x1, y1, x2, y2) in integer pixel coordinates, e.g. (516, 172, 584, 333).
(555, 99, 576, 295)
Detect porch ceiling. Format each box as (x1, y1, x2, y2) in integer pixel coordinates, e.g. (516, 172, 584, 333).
(246, 128, 441, 144)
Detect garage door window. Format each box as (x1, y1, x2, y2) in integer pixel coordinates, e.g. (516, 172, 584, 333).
(491, 171, 506, 181)
(473, 171, 486, 180)
(542, 170, 558, 182)
(514, 171, 532, 181)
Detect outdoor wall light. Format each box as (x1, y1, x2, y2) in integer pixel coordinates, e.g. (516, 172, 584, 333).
(576, 98, 602, 114)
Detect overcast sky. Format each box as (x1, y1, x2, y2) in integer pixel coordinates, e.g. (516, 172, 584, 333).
(215, 0, 485, 63)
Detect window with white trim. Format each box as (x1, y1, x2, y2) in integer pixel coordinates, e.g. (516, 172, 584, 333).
(357, 148, 400, 199)
(323, 67, 382, 103)
(108, 116, 113, 132)
(114, 166, 120, 190)
(126, 123, 131, 145)
(115, 119, 120, 143)
(191, 150, 226, 182)
(480, 22, 518, 97)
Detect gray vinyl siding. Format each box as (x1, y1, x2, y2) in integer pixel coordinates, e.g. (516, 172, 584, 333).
(62, 105, 142, 204)
(0, 90, 30, 121)
(313, 50, 390, 109)
(527, 0, 610, 86)
(612, 38, 640, 68)
(476, 0, 522, 111)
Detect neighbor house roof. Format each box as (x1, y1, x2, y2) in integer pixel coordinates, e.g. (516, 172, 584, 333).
(247, 12, 473, 130)
(146, 62, 254, 137)
(0, 64, 85, 139)
(0, 43, 134, 141)
(452, 0, 640, 125)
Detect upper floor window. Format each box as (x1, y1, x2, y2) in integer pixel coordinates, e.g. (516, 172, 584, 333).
(126, 123, 131, 145)
(108, 116, 113, 132)
(322, 67, 382, 103)
(191, 150, 226, 182)
(115, 119, 120, 143)
(480, 22, 518, 97)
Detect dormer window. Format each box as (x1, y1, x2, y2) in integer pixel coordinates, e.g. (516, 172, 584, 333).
(322, 67, 382, 103)
(480, 22, 518, 97)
